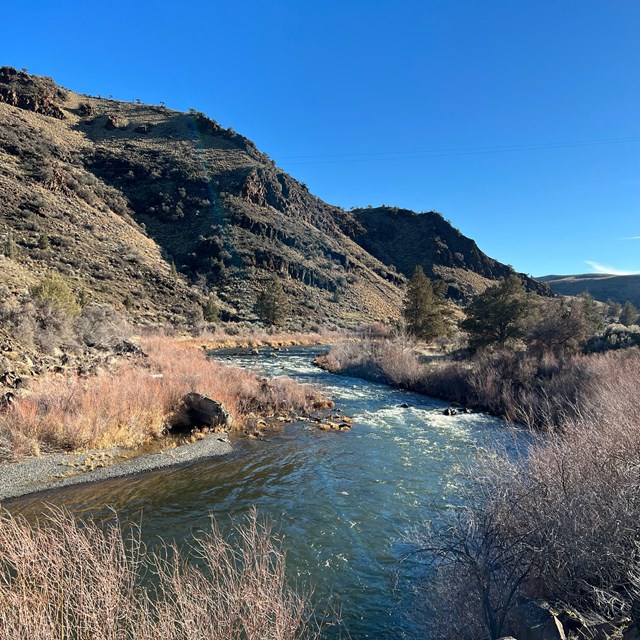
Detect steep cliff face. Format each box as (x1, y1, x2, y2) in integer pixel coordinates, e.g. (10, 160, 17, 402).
(343, 207, 549, 300)
(0, 67, 544, 328)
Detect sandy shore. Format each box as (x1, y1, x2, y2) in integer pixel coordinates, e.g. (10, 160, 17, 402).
(0, 435, 233, 503)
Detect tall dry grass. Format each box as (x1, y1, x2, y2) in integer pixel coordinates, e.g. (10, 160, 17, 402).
(0, 335, 330, 457)
(0, 507, 319, 640)
(191, 326, 348, 350)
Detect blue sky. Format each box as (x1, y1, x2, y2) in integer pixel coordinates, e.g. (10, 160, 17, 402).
(4, 1, 640, 276)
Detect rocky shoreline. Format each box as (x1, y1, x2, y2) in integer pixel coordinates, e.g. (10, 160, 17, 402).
(0, 433, 232, 503)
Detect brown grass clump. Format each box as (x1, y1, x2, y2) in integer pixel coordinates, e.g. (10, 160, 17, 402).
(191, 326, 348, 350)
(0, 506, 319, 640)
(0, 335, 330, 456)
(321, 339, 640, 430)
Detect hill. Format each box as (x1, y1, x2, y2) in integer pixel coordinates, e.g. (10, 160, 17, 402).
(343, 207, 548, 299)
(538, 273, 640, 307)
(0, 67, 542, 329)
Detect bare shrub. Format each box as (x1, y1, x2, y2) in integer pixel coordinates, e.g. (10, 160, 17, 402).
(0, 290, 80, 354)
(375, 340, 422, 386)
(413, 485, 534, 640)
(0, 507, 318, 640)
(417, 354, 640, 638)
(75, 303, 130, 348)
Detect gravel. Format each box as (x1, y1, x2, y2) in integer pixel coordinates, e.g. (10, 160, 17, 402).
(0, 435, 233, 502)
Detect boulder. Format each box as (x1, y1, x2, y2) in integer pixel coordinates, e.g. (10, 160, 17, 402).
(511, 600, 567, 640)
(168, 393, 233, 432)
(443, 407, 458, 416)
(0, 391, 15, 411)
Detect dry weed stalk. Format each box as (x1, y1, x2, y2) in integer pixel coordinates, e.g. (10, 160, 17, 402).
(0, 506, 318, 640)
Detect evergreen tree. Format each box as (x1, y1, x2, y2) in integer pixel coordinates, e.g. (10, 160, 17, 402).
(619, 300, 639, 327)
(461, 275, 529, 349)
(203, 295, 220, 323)
(37, 233, 50, 250)
(255, 275, 289, 327)
(578, 292, 605, 334)
(401, 266, 451, 341)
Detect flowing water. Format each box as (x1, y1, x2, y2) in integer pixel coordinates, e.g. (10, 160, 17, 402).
(5, 347, 520, 639)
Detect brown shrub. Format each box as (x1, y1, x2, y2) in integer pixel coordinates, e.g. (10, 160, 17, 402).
(0, 507, 318, 640)
(415, 351, 640, 638)
(1, 335, 330, 455)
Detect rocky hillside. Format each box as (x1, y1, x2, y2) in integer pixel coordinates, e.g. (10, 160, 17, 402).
(538, 273, 640, 307)
(0, 67, 542, 328)
(343, 207, 548, 300)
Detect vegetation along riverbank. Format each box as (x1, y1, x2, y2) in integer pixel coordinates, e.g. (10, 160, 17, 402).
(317, 270, 640, 639)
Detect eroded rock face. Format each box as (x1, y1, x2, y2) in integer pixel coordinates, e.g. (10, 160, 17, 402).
(168, 393, 233, 432)
(0, 67, 66, 119)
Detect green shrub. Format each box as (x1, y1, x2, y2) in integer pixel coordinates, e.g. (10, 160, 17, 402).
(31, 272, 81, 317)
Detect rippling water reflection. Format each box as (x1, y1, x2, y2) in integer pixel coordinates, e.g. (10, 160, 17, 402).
(6, 347, 519, 639)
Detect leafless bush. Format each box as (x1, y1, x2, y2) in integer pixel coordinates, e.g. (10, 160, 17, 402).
(417, 383, 640, 638)
(0, 295, 76, 354)
(0, 507, 319, 640)
(75, 303, 131, 348)
(412, 488, 533, 640)
(317, 338, 423, 386)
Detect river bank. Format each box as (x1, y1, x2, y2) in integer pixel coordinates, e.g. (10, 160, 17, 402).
(0, 433, 232, 502)
(4, 346, 512, 640)
(0, 335, 334, 501)
(315, 339, 640, 639)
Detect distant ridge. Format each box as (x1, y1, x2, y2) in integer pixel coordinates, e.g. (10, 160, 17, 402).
(343, 206, 549, 300)
(538, 273, 640, 307)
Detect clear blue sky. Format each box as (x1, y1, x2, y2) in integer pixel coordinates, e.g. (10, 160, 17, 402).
(4, 1, 640, 276)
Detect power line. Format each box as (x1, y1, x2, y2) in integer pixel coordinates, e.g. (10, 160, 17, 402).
(275, 135, 640, 165)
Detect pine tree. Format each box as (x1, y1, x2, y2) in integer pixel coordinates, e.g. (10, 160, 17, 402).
(619, 300, 639, 327)
(203, 295, 220, 323)
(461, 275, 529, 349)
(401, 266, 451, 341)
(255, 275, 289, 327)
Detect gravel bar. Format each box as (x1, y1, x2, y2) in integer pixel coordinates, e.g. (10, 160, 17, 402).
(0, 435, 233, 503)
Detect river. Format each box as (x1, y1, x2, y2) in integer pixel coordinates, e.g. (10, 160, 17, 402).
(5, 346, 518, 639)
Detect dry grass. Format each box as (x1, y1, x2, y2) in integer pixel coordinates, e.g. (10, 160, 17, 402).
(0, 506, 319, 640)
(189, 326, 348, 350)
(0, 335, 331, 457)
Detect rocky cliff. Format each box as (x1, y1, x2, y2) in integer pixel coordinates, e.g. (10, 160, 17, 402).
(343, 207, 548, 300)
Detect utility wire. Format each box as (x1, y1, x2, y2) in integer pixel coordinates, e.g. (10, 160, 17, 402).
(276, 135, 640, 165)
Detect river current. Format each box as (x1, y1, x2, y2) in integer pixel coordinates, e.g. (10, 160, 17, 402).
(5, 347, 517, 639)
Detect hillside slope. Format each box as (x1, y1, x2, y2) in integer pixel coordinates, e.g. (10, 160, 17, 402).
(343, 207, 548, 299)
(538, 273, 640, 307)
(0, 67, 541, 327)
(0, 67, 403, 327)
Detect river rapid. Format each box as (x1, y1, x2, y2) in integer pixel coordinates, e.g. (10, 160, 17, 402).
(5, 347, 519, 639)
